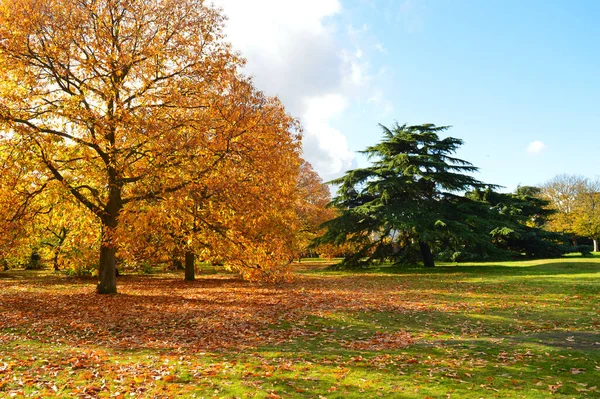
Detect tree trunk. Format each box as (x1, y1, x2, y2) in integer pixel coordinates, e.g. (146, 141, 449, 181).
(97, 191, 121, 294)
(97, 237, 117, 294)
(53, 246, 60, 271)
(52, 228, 67, 272)
(594, 238, 599, 253)
(419, 241, 435, 267)
(173, 257, 183, 270)
(184, 250, 195, 281)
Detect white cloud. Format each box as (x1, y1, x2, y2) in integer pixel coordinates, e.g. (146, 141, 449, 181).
(343, 51, 369, 87)
(212, 0, 356, 180)
(302, 95, 354, 177)
(526, 140, 546, 154)
(213, 0, 393, 181)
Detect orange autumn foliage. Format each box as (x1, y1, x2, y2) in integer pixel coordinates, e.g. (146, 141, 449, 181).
(0, 139, 51, 261)
(0, 0, 301, 291)
(293, 161, 336, 258)
(119, 79, 302, 281)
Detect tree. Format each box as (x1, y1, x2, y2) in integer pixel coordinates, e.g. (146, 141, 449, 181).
(2, 135, 103, 273)
(465, 188, 566, 259)
(571, 179, 600, 252)
(0, 137, 52, 264)
(115, 77, 302, 282)
(34, 187, 100, 273)
(515, 185, 542, 199)
(293, 161, 335, 259)
(0, 0, 299, 292)
(540, 175, 587, 245)
(317, 123, 494, 268)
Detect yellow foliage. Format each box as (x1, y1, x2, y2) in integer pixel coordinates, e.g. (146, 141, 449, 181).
(0, 0, 303, 288)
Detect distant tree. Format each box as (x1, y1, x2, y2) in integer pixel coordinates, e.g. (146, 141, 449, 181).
(34, 188, 100, 273)
(466, 188, 566, 259)
(317, 123, 495, 268)
(515, 185, 542, 199)
(314, 239, 364, 259)
(293, 161, 335, 259)
(572, 179, 600, 252)
(540, 175, 587, 245)
(482, 187, 555, 230)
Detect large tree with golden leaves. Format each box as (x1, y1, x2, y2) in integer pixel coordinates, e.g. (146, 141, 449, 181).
(0, 0, 300, 292)
(118, 78, 302, 282)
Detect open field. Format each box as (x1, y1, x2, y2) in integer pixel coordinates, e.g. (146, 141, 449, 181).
(1, 258, 599, 398)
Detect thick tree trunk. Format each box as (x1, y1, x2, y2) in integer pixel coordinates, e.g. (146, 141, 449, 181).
(184, 250, 195, 281)
(594, 238, 599, 253)
(97, 187, 121, 294)
(97, 237, 117, 294)
(96, 114, 122, 293)
(419, 241, 435, 267)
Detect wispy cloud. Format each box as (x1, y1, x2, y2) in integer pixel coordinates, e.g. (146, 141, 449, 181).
(375, 42, 387, 53)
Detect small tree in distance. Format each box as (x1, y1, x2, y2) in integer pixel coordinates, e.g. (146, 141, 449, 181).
(572, 181, 600, 252)
(542, 175, 600, 252)
(540, 174, 587, 246)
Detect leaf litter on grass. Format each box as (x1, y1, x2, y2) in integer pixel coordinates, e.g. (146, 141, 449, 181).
(0, 260, 599, 398)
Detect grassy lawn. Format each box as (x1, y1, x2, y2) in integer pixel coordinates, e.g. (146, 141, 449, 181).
(1, 258, 599, 398)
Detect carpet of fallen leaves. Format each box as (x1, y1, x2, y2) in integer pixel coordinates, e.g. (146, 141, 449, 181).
(0, 272, 419, 352)
(1, 259, 599, 398)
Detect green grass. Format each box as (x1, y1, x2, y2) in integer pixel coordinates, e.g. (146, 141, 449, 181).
(1, 257, 599, 398)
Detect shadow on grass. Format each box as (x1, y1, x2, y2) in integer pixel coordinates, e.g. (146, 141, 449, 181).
(318, 259, 600, 278)
(0, 269, 247, 288)
(0, 269, 101, 285)
(246, 320, 600, 398)
(432, 262, 599, 276)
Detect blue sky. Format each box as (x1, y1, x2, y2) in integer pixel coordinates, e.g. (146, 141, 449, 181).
(216, 0, 600, 192)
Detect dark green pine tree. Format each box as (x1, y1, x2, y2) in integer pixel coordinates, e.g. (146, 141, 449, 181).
(466, 187, 568, 259)
(317, 123, 498, 267)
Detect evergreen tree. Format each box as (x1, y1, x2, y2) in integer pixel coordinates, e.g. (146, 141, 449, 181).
(317, 123, 496, 267)
(465, 188, 567, 259)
